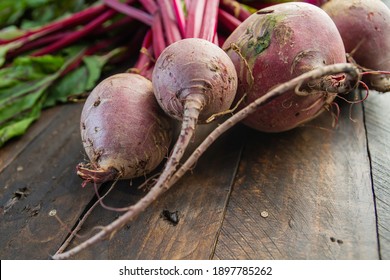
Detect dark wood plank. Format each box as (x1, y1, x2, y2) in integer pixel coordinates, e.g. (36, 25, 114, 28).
(214, 98, 378, 259)
(0, 106, 59, 173)
(65, 124, 244, 259)
(364, 92, 390, 260)
(0, 103, 96, 259)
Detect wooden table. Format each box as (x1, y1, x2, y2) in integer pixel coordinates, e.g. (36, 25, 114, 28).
(0, 88, 389, 260)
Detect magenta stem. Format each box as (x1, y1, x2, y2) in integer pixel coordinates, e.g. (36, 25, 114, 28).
(93, 16, 135, 35)
(218, 8, 242, 33)
(172, 0, 186, 37)
(151, 12, 166, 59)
(133, 29, 155, 80)
(103, 0, 153, 26)
(32, 9, 117, 56)
(8, 15, 137, 59)
(138, 0, 159, 14)
(199, 0, 220, 42)
(185, 0, 206, 38)
(220, 0, 251, 22)
(6, 32, 72, 58)
(0, 4, 107, 46)
(157, 0, 182, 45)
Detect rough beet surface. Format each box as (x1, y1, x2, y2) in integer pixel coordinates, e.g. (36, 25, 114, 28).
(322, 0, 390, 92)
(223, 2, 350, 132)
(78, 73, 172, 184)
(152, 38, 238, 123)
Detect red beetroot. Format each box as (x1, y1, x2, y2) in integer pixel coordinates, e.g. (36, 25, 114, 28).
(153, 38, 237, 123)
(322, 0, 390, 93)
(150, 38, 237, 186)
(222, 2, 355, 132)
(77, 73, 172, 184)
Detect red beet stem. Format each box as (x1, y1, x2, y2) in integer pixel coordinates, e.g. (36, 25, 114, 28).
(103, 0, 153, 26)
(185, 0, 206, 38)
(172, 0, 186, 37)
(157, 0, 182, 44)
(218, 8, 242, 33)
(6, 32, 72, 59)
(220, 0, 252, 21)
(131, 30, 154, 79)
(138, 0, 159, 14)
(152, 12, 166, 59)
(32, 10, 117, 56)
(0, 4, 107, 46)
(199, 0, 220, 42)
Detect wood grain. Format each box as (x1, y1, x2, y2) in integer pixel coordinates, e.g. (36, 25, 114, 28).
(213, 99, 378, 259)
(364, 92, 390, 260)
(0, 103, 96, 259)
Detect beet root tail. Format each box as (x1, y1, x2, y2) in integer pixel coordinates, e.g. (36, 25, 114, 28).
(76, 163, 119, 185)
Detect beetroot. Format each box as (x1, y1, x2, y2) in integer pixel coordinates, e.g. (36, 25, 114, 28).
(153, 38, 237, 123)
(222, 2, 353, 132)
(150, 37, 237, 189)
(77, 73, 172, 184)
(322, 0, 390, 93)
